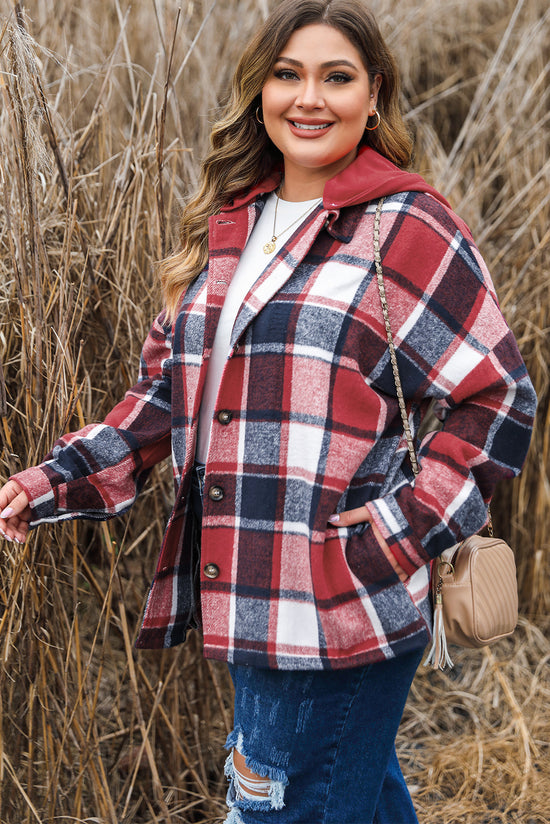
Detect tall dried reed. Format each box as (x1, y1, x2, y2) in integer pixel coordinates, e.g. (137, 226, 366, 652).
(0, 1, 548, 822)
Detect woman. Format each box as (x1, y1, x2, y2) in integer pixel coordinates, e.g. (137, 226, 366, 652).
(0, 1, 537, 821)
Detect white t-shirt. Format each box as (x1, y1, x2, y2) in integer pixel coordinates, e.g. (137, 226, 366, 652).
(196, 193, 322, 463)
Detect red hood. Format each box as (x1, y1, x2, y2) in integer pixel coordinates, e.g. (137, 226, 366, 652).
(226, 147, 451, 211)
(323, 146, 450, 209)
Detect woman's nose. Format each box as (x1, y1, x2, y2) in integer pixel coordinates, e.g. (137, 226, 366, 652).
(295, 79, 324, 109)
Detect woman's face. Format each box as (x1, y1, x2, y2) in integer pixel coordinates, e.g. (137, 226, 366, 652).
(261, 24, 381, 197)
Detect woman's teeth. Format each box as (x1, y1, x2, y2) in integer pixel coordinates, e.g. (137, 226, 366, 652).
(291, 121, 330, 130)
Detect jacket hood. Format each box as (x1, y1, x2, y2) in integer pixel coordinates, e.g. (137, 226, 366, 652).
(323, 146, 451, 210)
(225, 146, 451, 212)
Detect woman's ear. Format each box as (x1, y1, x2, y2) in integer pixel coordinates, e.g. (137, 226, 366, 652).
(369, 74, 382, 114)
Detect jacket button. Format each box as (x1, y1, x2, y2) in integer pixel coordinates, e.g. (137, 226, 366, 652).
(217, 410, 232, 425)
(208, 485, 224, 501)
(204, 563, 220, 579)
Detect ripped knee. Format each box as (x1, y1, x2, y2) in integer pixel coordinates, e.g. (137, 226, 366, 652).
(232, 749, 273, 799)
(224, 730, 288, 815)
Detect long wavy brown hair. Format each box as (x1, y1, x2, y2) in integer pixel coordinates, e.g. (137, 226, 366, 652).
(161, 0, 412, 319)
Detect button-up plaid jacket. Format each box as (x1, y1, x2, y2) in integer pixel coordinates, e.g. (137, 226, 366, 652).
(15, 149, 536, 669)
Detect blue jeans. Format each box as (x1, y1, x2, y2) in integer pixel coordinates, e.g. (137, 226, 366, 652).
(191, 464, 421, 823)
(225, 652, 423, 824)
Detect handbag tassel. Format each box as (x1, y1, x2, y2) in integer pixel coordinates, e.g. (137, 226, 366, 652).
(424, 589, 454, 671)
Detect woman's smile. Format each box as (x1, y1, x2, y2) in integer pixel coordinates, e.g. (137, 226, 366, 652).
(288, 118, 334, 134)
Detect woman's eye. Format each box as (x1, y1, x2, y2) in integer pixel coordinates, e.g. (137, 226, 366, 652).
(274, 69, 299, 81)
(327, 72, 353, 84)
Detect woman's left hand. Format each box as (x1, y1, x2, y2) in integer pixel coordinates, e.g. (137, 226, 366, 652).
(329, 506, 387, 543)
(328, 506, 408, 582)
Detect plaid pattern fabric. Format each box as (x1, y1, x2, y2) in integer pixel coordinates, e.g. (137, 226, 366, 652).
(14, 149, 536, 669)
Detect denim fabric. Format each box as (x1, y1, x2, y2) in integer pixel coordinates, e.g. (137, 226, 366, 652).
(225, 651, 423, 824)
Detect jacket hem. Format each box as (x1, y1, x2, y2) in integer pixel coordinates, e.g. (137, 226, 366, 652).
(199, 630, 430, 670)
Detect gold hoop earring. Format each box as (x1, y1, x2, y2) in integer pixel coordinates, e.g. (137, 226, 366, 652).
(255, 107, 264, 125)
(365, 110, 381, 131)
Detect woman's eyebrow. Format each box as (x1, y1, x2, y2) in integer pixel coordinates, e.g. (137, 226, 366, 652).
(275, 56, 359, 70)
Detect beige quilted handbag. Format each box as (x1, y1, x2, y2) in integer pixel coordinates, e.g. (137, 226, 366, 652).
(429, 536, 518, 661)
(373, 198, 518, 671)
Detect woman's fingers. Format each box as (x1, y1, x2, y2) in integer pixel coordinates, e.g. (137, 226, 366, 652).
(328, 505, 371, 528)
(0, 480, 29, 517)
(0, 481, 31, 543)
(328, 504, 387, 547)
(0, 514, 31, 543)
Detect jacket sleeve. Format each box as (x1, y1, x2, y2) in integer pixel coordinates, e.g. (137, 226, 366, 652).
(363, 195, 537, 576)
(12, 312, 173, 526)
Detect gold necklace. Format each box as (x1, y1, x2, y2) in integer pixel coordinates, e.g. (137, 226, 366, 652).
(262, 191, 323, 255)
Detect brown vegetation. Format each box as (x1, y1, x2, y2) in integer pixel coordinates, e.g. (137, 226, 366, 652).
(0, 0, 548, 821)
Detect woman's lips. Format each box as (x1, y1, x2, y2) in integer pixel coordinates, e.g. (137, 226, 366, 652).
(287, 119, 334, 137)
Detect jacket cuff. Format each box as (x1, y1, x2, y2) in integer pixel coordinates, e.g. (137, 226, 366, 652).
(364, 497, 431, 578)
(10, 467, 57, 525)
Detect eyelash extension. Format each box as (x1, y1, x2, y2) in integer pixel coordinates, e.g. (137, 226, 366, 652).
(273, 69, 299, 81)
(327, 72, 352, 83)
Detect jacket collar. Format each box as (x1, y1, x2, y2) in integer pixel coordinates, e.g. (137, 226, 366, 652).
(220, 147, 451, 243)
(222, 147, 450, 212)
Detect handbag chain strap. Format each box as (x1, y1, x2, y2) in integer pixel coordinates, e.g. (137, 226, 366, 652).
(373, 197, 419, 477)
(373, 196, 494, 536)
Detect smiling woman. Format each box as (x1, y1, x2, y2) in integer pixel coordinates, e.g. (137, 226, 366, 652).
(156, 0, 412, 318)
(0, 0, 537, 822)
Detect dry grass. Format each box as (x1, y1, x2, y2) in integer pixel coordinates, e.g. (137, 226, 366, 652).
(0, 0, 548, 821)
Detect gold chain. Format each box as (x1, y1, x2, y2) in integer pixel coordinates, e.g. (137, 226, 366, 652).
(263, 191, 322, 255)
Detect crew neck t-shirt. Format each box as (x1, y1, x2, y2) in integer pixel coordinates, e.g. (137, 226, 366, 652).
(196, 193, 322, 463)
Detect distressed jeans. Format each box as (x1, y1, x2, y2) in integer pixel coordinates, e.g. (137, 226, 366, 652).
(191, 464, 422, 823)
(225, 645, 422, 823)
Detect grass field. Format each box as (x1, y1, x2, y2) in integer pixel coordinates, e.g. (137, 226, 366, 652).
(0, 1, 549, 821)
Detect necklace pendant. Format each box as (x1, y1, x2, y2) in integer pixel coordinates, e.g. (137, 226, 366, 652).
(263, 239, 277, 254)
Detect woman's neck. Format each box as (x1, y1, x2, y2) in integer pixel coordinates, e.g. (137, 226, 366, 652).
(279, 173, 326, 202)
(279, 150, 359, 202)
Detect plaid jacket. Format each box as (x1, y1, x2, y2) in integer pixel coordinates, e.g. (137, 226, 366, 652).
(15, 148, 536, 669)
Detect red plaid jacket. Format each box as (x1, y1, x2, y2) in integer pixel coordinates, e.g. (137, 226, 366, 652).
(15, 148, 536, 669)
